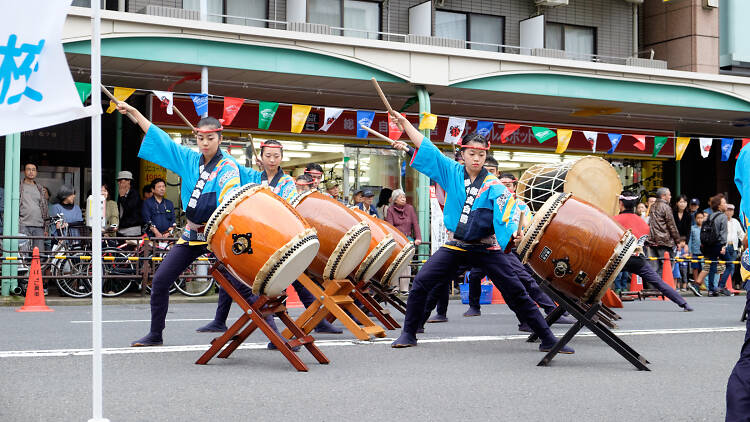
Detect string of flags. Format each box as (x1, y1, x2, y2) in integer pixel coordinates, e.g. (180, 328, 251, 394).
(76, 82, 750, 161)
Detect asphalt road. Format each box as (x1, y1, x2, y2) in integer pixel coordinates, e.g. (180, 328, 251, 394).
(0, 294, 747, 422)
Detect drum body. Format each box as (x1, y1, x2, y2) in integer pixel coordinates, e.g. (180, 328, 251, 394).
(205, 184, 320, 297)
(517, 193, 637, 304)
(374, 220, 416, 288)
(291, 191, 372, 280)
(350, 207, 396, 281)
(517, 156, 622, 216)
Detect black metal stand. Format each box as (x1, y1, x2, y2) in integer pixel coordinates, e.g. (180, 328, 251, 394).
(528, 273, 651, 371)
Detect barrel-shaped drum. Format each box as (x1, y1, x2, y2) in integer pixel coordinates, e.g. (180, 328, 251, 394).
(290, 191, 372, 280)
(205, 184, 320, 297)
(517, 156, 622, 216)
(350, 207, 396, 282)
(374, 220, 416, 289)
(516, 193, 637, 304)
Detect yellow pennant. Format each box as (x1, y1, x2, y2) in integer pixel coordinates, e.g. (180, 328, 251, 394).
(555, 129, 573, 154)
(106, 87, 136, 113)
(418, 112, 437, 130)
(675, 137, 691, 160)
(290, 104, 312, 134)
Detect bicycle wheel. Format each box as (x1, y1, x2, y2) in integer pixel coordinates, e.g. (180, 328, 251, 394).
(174, 255, 215, 296)
(53, 253, 92, 298)
(101, 248, 134, 297)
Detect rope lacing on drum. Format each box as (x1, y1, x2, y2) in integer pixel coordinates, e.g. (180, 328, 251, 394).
(381, 242, 415, 288)
(356, 238, 396, 281)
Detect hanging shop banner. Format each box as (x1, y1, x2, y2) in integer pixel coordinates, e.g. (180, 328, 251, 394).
(699, 137, 712, 158)
(607, 134, 623, 154)
(222, 96, 244, 125)
(356, 110, 375, 138)
(152, 90, 173, 115)
(258, 101, 279, 130)
(675, 137, 691, 160)
(555, 129, 573, 154)
(190, 93, 208, 117)
(290, 104, 311, 134)
(444, 117, 466, 144)
(320, 107, 343, 131)
(500, 123, 519, 143)
(475, 121, 494, 138)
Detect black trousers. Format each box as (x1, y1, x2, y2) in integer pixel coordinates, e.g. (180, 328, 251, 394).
(622, 255, 686, 306)
(726, 296, 750, 422)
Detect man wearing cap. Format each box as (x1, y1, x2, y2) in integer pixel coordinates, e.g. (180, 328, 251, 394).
(325, 180, 340, 199)
(357, 190, 379, 217)
(689, 198, 701, 223)
(116, 171, 143, 236)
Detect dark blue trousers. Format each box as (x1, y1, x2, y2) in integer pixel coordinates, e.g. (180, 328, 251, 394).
(421, 266, 466, 322)
(726, 295, 750, 422)
(622, 255, 687, 307)
(405, 247, 556, 343)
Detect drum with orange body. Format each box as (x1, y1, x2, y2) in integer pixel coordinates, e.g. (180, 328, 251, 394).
(374, 220, 416, 289)
(204, 184, 320, 297)
(290, 191, 372, 280)
(517, 192, 637, 304)
(350, 207, 396, 282)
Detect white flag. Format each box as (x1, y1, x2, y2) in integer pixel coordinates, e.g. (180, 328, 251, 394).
(320, 107, 343, 132)
(699, 137, 713, 158)
(582, 131, 598, 152)
(444, 117, 466, 145)
(0, 0, 98, 136)
(152, 90, 173, 115)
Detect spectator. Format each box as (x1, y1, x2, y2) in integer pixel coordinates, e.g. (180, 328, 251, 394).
(295, 174, 313, 194)
(116, 171, 143, 236)
(377, 188, 393, 220)
(325, 180, 341, 200)
(49, 185, 84, 237)
(646, 192, 657, 216)
(19, 161, 49, 253)
(719, 203, 745, 294)
(693, 193, 728, 296)
(357, 190, 378, 217)
(675, 237, 690, 291)
(386, 188, 422, 293)
(689, 198, 701, 222)
(647, 187, 681, 277)
(86, 184, 119, 235)
(142, 184, 153, 200)
(636, 202, 648, 222)
(42, 186, 50, 202)
(673, 194, 692, 240)
(351, 190, 364, 207)
(484, 156, 499, 176)
(142, 178, 175, 238)
(688, 211, 706, 295)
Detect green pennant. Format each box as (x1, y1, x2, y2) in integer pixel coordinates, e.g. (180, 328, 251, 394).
(652, 136, 668, 157)
(75, 82, 92, 104)
(531, 126, 556, 144)
(258, 101, 279, 130)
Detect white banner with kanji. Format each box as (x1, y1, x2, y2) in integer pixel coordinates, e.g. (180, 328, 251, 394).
(429, 186, 448, 254)
(0, 0, 98, 136)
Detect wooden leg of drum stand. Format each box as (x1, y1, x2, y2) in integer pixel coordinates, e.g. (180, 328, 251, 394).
(282, 274, 386, 341)
(352, 280, 400, 330)
(532, 275, 650, 371)
(364, 282, 407, 316)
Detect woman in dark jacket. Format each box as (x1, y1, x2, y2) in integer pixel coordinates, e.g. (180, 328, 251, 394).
(673, 194, 692, 239)
(692, 193, 728, 296)
(386, 189, 421, 293)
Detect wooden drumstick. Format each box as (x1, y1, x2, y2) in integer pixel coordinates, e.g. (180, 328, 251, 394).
(245, 132, 260, 169)
(371, 77, 403, 131)
(360, 124, 395, 145)
(100, 84, 138, 123)
(170, 104, 196, 133)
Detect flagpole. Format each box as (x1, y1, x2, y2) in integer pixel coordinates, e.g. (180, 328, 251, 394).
(89, 0, 108, 421)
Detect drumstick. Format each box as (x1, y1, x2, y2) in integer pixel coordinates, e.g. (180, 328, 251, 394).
(100, 84, 138, 124)
(371, 77, 403, 131)
(171, 104, 196, 133)
(360, 124, 395, 145)
(245, 132, 260, 169)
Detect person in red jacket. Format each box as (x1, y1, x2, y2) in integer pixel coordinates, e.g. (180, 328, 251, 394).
(614, 191, 693, 312)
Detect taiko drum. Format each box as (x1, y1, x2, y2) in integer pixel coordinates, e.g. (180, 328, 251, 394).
(349, 207, 396, 282)
(374, 220, 416, 289)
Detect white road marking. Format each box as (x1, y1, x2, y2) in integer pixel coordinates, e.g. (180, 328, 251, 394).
(0, 326, 744, 359)
(70, 318, 213, 324)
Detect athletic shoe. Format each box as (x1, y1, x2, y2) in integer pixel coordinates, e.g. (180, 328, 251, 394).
(539, 341, 575, 354)
(314, 319, 343, 334)
(462, 307, 481, 317)
(196, 321, 228, 332)
(681, 303, 694, 312)
(131, 333, 163, 347)
(687, 283, 702, 297)
(267, 341, 301, 352)
(427, 314, 448, 323)
(391, 332, 418, 348)
(720, 288, 734, 297)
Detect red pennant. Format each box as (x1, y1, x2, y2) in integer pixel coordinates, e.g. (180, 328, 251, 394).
(631, 134, 646, 151)
(222, 97, 244, 126)
(388, 113, 404, 140)
(737, 138, 750, 159)
(501, 124, 520, 143)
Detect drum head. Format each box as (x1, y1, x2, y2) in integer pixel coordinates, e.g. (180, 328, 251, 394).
(255, 228, 320, 297)
(379, 242, 415, 288)
(517, 192, 570, 263)
(563, 156, 621, 216)
(324, 221, 372, 280)
(355, 235, 396, 282)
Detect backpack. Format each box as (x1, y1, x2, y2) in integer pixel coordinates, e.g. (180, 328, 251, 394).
(700, 213, 722, 246)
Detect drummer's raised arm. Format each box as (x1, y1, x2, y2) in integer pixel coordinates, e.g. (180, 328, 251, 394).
(116, 102, 151, 133)
(389, 110, 424, 149)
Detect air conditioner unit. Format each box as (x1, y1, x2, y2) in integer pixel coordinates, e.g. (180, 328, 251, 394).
(535, 0, 569, 6)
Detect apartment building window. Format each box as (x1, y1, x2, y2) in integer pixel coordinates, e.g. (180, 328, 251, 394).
(184, 0, 268, 27)
(545, 23, 596, 58)
(435, 11, 504, 52)
(308, 0, 381, 39)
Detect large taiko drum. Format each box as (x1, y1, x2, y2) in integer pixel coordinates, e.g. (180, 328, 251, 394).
(350, 207, 396, 282)
(204, 184, 320, 297)
(517, 193, 637, 304)
(374, 220, 416, 289)
(290, 191, 372, 280)
(517, 156, 622, 217)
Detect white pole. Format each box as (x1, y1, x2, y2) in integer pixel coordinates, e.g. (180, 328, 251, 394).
(201, 66, 208, 118)
(89, 1, 108, 421)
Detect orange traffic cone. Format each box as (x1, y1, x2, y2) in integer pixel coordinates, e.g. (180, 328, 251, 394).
(602, 289, 624, 308)
(661, 252, 676, 289)
(629, 274, 643, 292)
(16, 247, 53, 313)
(285, 285, 303, 309)
(490, 285, 505, 304)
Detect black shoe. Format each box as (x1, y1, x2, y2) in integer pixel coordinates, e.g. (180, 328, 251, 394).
(518, 323, 533, 333)
(131, 333, 163, 347)
(539, 339, 575, 354)
(427, 314, 448, 323)
(391, 332, 418, 348)
(267, 341, 301, 352)
(462, 307, 481, 317)
(687, 284, 702, 297)
(196, 321, 228, 333)
(314, 319, 344, 334)
(680, 303, 694, 312)
(552, 315, 576, 325)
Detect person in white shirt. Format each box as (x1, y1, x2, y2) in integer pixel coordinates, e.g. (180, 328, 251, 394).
(719, 204, 746, 293)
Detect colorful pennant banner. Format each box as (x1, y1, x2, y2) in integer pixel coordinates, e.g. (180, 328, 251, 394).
(475, 121, 494, 138)
(388, 113, 403, 140)
(699, 137, 712, 158)
(290, 104, 312, 134)
(190, 93, 208, 117)
(582, 131, 598, 152)
(607, 133, 623, 154)
(222, 97, 244, 125)
(153, 90, 174, 115)
(652, 136, 668, 158)
(531, 127, 555, 144)
(320, 107, 343, 132)
(721, 138, 733, 161)
(675, 137, 690, 161)
(501, 124, 520, 144)
(75, 82, 92, 105)
(258, 101, 279, 130)
(419, 112, 438, 131)
(356, 110, 375, 138)
(106, 87, 136, 113)
(444, 117, 466, 144)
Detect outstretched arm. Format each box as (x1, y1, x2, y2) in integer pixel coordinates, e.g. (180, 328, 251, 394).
(389, 111, 424, 149)
(116, 102, 152, 133)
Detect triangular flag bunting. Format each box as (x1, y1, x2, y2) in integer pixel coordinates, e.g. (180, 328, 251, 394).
(475, 121, 494, 138)
(444, 117, 467, 144)
(501, 124, 520, 143)
(356, 110, 375, 138)
(531, 127, 555, 144)
(675, 137, 690, 161)
(555, 129, 573, 154)
(152, 90, 174, 115)
(631, 134, 646, 151)
(320, 107, 343, 131)
(582, 131, 598, 152)
(699, 137, 712, 158)
(106, 87, 136, 113)
(607, 134, 623, 154)
(258, 101, 279, 130)
(736, 138, 750, 159)
(387, 113, 403, 140)
(652, 136, 668, 157)
(222, 97, 244, 125)
(75, 82, 92, 105)
(418, 113, 438, 130)
(190, 93, 208, 117)
(290, 104, 312, 133)
(721, 138, 733, 161)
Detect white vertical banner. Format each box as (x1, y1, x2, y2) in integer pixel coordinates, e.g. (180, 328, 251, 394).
(443, 117, 466, 144)
(0, 0, 99, 136)
(429, 186, 448, 255)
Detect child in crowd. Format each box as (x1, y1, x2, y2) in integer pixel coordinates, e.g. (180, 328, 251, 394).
(687, 211, 706, 296)
(675, 236, 690, 291)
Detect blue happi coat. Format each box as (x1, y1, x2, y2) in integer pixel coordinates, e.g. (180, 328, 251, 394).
(138, 125, 241, 243)
(410, 137, 519, 249)
(239, 166, 298, 203)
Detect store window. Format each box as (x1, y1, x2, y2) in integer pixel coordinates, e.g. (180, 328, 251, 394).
(545, 23, 596, 58)
(184, 0, 268, 27)
(308, 0, 380, 39)
(435, 11, 504, 52)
